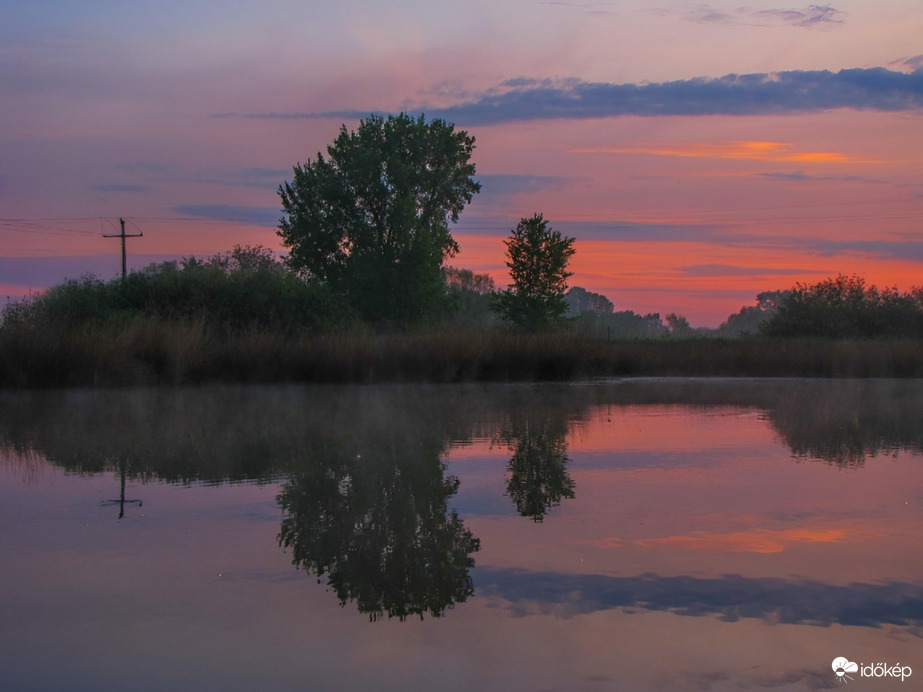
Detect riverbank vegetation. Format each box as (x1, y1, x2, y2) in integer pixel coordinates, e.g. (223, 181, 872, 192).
(2, 285, 922, 387)
(3, 248, 922, 388)
(2, 113, 921, 388)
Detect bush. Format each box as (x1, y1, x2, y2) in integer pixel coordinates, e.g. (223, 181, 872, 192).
(2, 245, 352, 333)
(762, 275, 923, 338)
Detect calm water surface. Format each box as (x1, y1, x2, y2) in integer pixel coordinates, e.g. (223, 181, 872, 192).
(1, 379, 921, 691)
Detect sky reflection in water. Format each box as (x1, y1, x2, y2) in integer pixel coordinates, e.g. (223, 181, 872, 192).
(1, 379, 921, 691)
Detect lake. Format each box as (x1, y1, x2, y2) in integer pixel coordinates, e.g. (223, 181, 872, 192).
(1, 379, 921, 691)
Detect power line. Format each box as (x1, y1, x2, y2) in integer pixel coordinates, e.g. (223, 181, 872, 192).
(0, 220, 99, 236)
(0, 216, 115, 222)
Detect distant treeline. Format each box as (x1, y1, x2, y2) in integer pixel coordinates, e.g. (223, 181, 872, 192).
(566, 276, 923, 340)
(1, 252, 922, 387)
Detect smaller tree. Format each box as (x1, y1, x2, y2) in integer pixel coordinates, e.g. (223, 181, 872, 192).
(565, 286, 614, 316)
(719, 290, 789, 337)
(491, 214, 576, 330)
(444, 266, 497, 327)
(665, 313, 693, 337)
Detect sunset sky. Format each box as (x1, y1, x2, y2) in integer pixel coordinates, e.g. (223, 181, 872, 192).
(2, 0, 921, 325)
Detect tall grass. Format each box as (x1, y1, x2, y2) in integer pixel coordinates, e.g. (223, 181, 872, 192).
(2, 320, 921, 388)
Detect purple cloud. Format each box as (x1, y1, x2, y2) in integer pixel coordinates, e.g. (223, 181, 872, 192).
(172, 204, 279, 226)
(889, 55, 923, 72)
(474, 174, 568, 203)
(685, 4, 846, 29)
(89, 183, 148, 193)
(0, 254, 185, 289)
(677, 264, 817, 277)
(540, 1, 617, 15)
(756, 171, 878, 183)
(224, 67, 923, 125)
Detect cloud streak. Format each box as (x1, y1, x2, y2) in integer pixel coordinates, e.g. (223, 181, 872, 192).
(0, 254, 186, 287)
(477, 568, 923, 628)
(161, 205, 923, 263)
(455, 218, 720, 242)
(891, 55, 923, 72)
(474, 173, 569, 204)
(683, 4, 847, 29)
(476, 173, 567, 194)
(755, 171, 877, 183)
(89, 183, 149, 193)
(219, 67, 923, 125)
(115, 162, 291, 191)
(456, 216, 923, 261)
(540, 1, 617, 15)
(676, 264, 818, 278)
(172, 204, 280, 226)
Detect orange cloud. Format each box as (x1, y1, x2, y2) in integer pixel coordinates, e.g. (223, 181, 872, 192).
(574, 537, 625, 550)
(571, 141, 869, 163)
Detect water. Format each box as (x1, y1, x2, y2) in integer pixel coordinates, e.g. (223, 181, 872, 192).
(1, 380, 921, 691)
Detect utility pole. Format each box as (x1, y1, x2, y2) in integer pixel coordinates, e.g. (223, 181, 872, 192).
(103, 217, 142, 279)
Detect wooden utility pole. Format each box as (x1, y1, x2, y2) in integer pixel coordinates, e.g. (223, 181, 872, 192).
(103, 217, 142, 279)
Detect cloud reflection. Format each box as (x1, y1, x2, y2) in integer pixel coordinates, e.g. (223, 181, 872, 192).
(477, 569, 923, 629)
(584, 527, 852, 554)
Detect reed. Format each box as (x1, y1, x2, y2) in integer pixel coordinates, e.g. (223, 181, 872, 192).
(1, 318, 921, 388)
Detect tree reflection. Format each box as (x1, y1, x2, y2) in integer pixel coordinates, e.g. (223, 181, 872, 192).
(277, 433, 480, 621)
(764, 381, 923, 467)
(498, 413, 575, 522)
(6, 381, 921, 480)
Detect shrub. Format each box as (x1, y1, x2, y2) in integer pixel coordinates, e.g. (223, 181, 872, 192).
(762, 275, 923, 338)
(1, 245, 352, 334)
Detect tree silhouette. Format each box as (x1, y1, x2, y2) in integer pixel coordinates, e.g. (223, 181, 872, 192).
(278, 113, 480, 325)
(565, 286, 614, 316)
(719, 290, 789, 336)
(491, 214, 576, 330)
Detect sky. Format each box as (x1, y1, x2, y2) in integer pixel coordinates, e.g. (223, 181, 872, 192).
(1, 0, 921, 326)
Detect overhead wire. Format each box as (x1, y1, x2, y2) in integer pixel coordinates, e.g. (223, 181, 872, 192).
(0, 220, 99, 237)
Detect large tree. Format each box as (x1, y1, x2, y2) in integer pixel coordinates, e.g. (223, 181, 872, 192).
(278, 113, 480, 324)
(491, 214, 576, 330)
